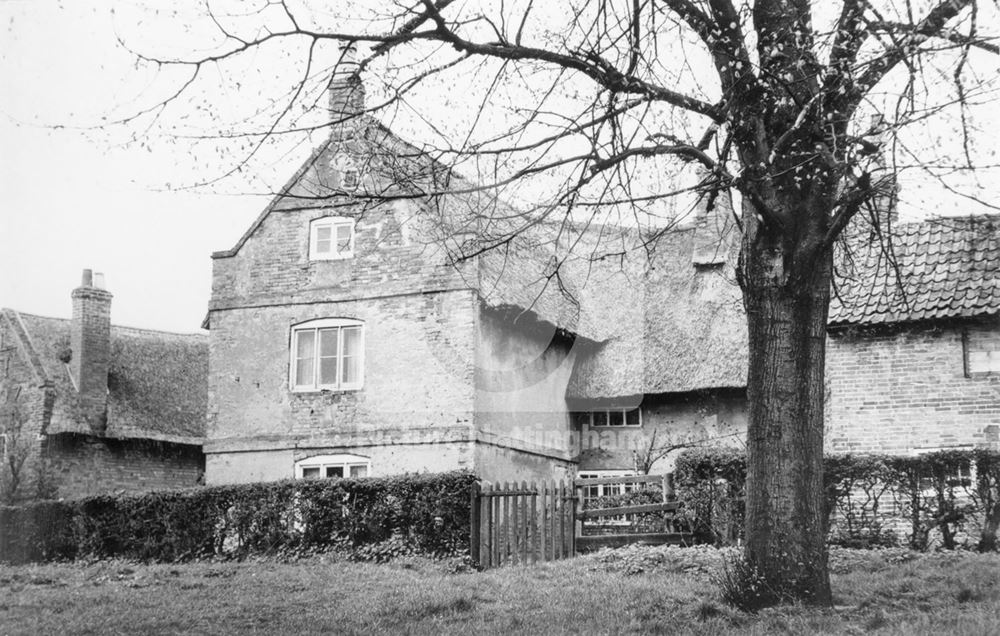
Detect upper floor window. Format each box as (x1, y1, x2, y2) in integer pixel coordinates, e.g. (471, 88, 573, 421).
(964, 327, 1000, 376)
(572, 407, 642, 428)
(295, 454, 370, 479)
(310, 217, 354, 260)
(291, 318, 364, 391)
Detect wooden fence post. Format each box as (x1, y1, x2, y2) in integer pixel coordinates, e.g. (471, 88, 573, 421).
(540, 481, 548, 562)
(483, 482, 493, 569)
(529, 481, 538, 565)
(470, 481, 481, 565)
(511, 482, 519, 564)
(491, 485, 500, 567)
(557, 480, 566, 559)
(573, 482, 583, 557)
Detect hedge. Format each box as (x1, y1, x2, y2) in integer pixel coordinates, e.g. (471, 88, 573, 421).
(0, 471, 476, 565)
(674, 448, 1000, 552)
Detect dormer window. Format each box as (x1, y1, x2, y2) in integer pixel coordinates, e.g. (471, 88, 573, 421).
(310, 217, 354, 260)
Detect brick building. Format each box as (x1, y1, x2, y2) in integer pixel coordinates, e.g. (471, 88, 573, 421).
(826, 217, 1000, 454)
(204, 53, 999, 485)
(0, 271, 207, 501)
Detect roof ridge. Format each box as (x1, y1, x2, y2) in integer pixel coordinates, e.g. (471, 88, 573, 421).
(7, 310, 206, 338)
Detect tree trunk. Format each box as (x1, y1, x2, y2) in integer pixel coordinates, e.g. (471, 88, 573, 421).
(978, 502, 1000, 552)
(740, 213, 834, 606)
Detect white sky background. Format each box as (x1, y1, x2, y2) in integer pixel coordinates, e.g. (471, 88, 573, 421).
(1, 1, 998, 333)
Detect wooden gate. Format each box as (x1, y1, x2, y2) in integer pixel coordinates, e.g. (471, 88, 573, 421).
(470, 481, 576, 568)
(470, 475, 693, 568)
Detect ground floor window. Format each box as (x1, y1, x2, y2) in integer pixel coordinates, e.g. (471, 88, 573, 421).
(577, 469, 637, 524)
(295, 454, 370, 479)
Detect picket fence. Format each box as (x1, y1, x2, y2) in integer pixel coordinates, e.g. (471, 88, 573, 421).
(469, 474, 693, 568)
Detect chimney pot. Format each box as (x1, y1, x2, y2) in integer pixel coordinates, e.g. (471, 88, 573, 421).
(93, 272, 106, 290)
(82, 269, 93, 287)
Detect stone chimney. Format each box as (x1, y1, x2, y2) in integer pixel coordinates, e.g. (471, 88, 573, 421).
(691, 169, 737, 266)
(329, 43, 365, 127)
(71, 269, 112, 432)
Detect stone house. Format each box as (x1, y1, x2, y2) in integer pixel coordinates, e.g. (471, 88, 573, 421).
(0, 270, 207, 501)
(204, 58, 999, 486)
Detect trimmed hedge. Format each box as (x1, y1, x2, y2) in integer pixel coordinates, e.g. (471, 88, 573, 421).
(0, 471, 476, 565)
(674, 448, 1000, 551)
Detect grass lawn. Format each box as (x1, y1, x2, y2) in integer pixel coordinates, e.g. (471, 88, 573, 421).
(1, 545, 999, 635)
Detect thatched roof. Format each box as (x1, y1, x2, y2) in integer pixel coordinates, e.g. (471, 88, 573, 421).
(564, 226, 747, 399)
(2, 311, 207, 445)
(523, 214, 998, 399)
(830, 214, 1000, 326)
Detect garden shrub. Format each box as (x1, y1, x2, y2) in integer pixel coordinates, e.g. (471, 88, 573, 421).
(824, 454, 899, 548)
(0, 470, 476, 564)
(674, 448, 1000, 552)
(674, 447, 746, 546)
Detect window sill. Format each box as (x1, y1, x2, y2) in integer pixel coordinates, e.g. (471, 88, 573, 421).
(290, 386, 363, 394)
(309, 254, 354, 261)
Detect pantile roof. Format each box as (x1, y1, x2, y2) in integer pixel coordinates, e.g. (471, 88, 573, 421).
(830, 215, 1000, 326)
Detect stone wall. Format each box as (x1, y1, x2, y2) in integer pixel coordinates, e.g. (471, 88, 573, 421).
(826, 322, 1000, 453)
(44, 434, 203, 499)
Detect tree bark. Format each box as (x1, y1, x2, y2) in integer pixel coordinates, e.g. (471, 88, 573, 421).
(740, 208, 834, 606)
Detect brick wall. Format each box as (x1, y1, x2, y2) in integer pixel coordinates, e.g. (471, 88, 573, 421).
(44, 433, 203, 499)
(210, 136, 475, 311)
(205, 290, 477, 483)
(207, 127, 488, 484)
(207, 441, 474, 484)
(826, 322, 1000, 454)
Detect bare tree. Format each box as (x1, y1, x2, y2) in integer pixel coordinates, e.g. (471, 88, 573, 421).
(0, 388, 30, 504)
(109, 0, 998, 605)
(632, 428, 743, 475)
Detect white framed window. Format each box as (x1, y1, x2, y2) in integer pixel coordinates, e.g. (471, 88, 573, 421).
(310, 216, 355, 260)
(295, 454, 370, 479)
(578, 470, 636, 524)
(290, 318, 364, 391)
(572, 407, 642, 428)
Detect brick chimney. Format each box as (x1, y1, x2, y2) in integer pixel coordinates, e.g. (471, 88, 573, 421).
(71, 269, 112, 432)
(329, 43, 365, 127)
(866, 114, 899, 231)
(845, 114, 900, 242)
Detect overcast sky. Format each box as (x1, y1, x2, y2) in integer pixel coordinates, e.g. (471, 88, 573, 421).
(2, 1, 997, 333)
(1, 2, 265, 333)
